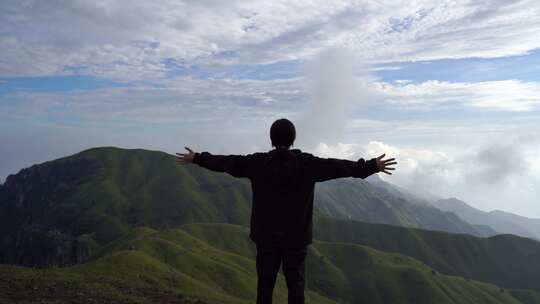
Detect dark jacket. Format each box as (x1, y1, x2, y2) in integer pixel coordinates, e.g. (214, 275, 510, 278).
(193, 147, 379, 246)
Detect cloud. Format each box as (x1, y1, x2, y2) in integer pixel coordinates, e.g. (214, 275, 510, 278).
(3, 74, 539, 146)
(2, 1, 540, 79)
(311, 140, 540, 217)
(295, 48, 375, 148)
(0, 77, 306, 124)
(375, 79, 540, 111)
(469, 140, 529, 184)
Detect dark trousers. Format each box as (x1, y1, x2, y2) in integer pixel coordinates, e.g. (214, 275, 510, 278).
(256, 243, 308, 304)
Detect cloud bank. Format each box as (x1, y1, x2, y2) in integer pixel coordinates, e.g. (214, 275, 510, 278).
(375, 79, 540, 112)
(2, 0, 540, 79)
(314, 139, 540, 217)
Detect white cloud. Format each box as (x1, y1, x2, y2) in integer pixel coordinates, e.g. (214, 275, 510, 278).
(311, 140, 540, 218)
(295, 48, 376, 148)
(2, 0, 540, 79)
(0, 77, 306, 123)
(2, 75, 539, 143)
(375, 79, 540, 111)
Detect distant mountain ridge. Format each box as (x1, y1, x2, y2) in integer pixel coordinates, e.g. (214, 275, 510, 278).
(489, 209, 540, 239)
(315, 178, 494, 236)
(432, 198, 540, 240)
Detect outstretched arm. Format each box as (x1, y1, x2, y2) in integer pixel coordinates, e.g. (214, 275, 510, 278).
(176, 146, 255, 178)
(309, 153, 396, 182)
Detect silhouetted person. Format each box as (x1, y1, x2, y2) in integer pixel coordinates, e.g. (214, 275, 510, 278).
(176, 118, 396, 304)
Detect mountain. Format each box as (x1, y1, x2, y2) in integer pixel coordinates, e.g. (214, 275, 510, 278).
(314, 217, 540, 292)
(1, 223, 535, 304)
(315, 178, 494, 236)
(364, 176, 498, 237)
(365, 174, 441, 204)
(432, 198, 540, 240)
(0, 147, 253, 266)
(490, 210, 540, 240)
(0, 146, 489, 267)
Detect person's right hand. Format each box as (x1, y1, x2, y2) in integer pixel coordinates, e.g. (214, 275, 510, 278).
(176, 146, 196, 165)
(375, 154, 397, 175)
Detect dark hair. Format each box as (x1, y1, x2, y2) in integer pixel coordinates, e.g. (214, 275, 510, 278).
(270, 118, 296, 149)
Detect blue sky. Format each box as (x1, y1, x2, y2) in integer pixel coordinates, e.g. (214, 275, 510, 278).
(1, 0, 540, 217)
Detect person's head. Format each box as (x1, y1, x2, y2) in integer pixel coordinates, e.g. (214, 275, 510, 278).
(270, 118, 296, 149)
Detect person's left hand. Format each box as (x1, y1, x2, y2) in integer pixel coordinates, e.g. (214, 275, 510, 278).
(176, 146, 196, 165)
(375, 154, 397, 175)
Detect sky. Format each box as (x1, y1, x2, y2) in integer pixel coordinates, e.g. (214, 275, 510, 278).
(1, 0, 539, 218)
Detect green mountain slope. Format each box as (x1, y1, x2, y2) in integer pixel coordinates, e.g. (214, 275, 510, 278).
(0, 147, 253, 266)
(314, 217, 540, 292)
(316, 178, 488, 236)
(0, 224, 531, 304)
(0, 146, 486, 266)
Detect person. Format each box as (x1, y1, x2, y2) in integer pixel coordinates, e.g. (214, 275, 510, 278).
(176, 118, 396, 304)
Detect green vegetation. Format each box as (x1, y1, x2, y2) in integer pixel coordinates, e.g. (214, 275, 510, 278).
(0, 224, 532, 304)
(511, 290, 540, 304)
(0, 147, 253, 266)
(316, 178, 487, 236)
(314, 217, 540, 292)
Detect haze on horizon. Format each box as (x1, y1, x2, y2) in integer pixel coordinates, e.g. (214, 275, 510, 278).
(1, 0, 539, 218)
